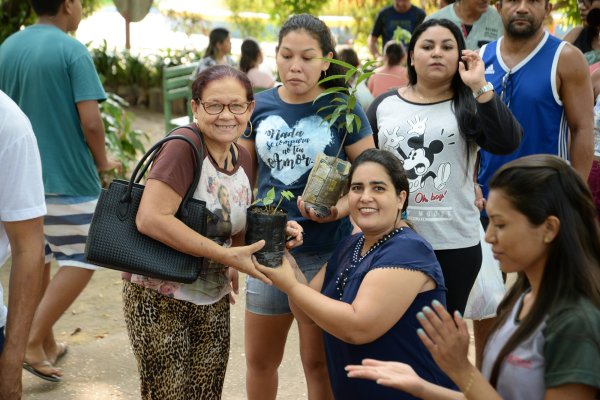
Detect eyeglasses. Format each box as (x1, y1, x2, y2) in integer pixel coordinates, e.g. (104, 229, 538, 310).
(500, 71, 512, 107)
(197, 101, 251, 115)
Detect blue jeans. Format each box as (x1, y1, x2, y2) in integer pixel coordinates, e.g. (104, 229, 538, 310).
(246, 250, 331, 315)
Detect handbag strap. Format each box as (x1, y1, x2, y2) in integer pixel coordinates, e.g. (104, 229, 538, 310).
(123, 132, 204, 219)
(136, 125, 205, 180)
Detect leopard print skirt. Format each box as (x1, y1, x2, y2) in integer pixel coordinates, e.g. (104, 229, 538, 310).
(123, 281, 230, 400)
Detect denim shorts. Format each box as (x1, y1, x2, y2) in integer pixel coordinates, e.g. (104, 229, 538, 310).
(245, 250, 331, 315)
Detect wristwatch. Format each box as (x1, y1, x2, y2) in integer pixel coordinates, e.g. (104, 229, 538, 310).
(473, 82, 494, 99)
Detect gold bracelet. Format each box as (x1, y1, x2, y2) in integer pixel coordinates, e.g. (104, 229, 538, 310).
(462, 369, 476, 397)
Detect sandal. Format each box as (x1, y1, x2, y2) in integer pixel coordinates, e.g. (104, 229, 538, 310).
(23, 360, 62, 382)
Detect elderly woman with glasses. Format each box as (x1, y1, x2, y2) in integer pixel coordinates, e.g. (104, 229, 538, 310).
(122, 65, 304, 400)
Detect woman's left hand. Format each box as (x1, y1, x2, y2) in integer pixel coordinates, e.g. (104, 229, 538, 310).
(285, 220, 304, 249)
(458, 50, 487, 92)
(253, 252, 299, 293)
(416, 300, 472, 380)
(297, 196, 340, 223)
(346, 359, 426, 397)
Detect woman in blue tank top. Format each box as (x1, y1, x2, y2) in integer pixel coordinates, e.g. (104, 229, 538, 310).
(256, 149, 457, 400)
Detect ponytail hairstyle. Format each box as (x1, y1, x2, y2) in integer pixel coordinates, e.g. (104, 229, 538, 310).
(484, 155, 600, 388)
(277, 14, 347, 89)
(240, 38, 261, 73)
(383, 40, 405, 67)
(205, 28, 230, 59)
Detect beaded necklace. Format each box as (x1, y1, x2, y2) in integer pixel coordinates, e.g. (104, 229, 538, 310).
(334, 227, 404, 300)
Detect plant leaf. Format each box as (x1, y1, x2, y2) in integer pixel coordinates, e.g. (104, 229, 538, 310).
(356, 71, 375, 86)
(318, 74, 347, 85)
(354, 116, 362, 133)
(345, 114, 355, 134)
(313, 87, 348, 103)
(348, 96, 356, 111)
(281, 190, 295, 200)
(323, 57, 357, 71)
(316, 105, 339, 114)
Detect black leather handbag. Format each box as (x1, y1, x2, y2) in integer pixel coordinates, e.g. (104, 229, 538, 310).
(85, 133, 208, 283)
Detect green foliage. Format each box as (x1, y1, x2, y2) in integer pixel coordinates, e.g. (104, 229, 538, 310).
(225, 0, 273, 40)
(0, 0, 32, 44)
(268, 0, 326, 26)
(163, 9, 210, 38)
(321, 0, 389, 48)
(252, 187, 295, 214)
(553, 0, 582, 26)
(393, 26, 412, 44)
(315, 58, 376, 158)
(0, 0, 102, 43)
(89, 40, 202, 91)
(100, 93, 149, 183)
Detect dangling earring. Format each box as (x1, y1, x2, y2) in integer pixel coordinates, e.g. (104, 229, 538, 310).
(242, 120, 253, 138)
(321, 70, 326, 80)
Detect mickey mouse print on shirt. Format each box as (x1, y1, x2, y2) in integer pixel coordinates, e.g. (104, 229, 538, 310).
(380, 115, 453, 195)
(369, 91, 486, 249)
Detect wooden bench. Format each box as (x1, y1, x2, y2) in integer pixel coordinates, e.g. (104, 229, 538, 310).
(162, 62, 198, 131)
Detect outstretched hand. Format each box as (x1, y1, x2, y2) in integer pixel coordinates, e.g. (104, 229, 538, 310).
(345, 359, 426, 396)
(226, 240, 272, 285)
(416, 300, 472, 378)
(458, 50, 487, 92)
(297, 196, 339, 223)
(253, 252, 299, 293)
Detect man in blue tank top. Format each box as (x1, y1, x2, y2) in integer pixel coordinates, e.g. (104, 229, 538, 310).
(478, 0, 594, 222)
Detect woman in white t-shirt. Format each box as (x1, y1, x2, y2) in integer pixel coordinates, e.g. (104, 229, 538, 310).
(367, 18, 521, 315)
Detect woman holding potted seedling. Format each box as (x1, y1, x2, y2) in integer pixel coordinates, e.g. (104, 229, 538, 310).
(255, 149, 457, 400)
(367, 19, 521, 316)
(121, 65, 303, 399)
(239, 13, 375, 400)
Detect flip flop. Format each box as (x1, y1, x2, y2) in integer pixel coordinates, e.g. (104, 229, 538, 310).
(53, 342, 68, 365)
(23, 360, 62, 382)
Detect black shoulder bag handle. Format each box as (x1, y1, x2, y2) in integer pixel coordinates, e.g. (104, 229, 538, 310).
(85, 128, 209, 283)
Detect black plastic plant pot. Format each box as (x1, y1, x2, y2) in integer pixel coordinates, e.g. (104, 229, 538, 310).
(301, 153, 351, 218)
(246, 206, 288, 268)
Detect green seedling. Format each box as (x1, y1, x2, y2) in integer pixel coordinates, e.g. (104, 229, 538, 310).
(314, 57, 377, 159)
(252, 187, 295, 214)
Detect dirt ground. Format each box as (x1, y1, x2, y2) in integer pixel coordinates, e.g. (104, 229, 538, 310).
(1, 266, 306, 400)
(1, 106, 476, 399)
